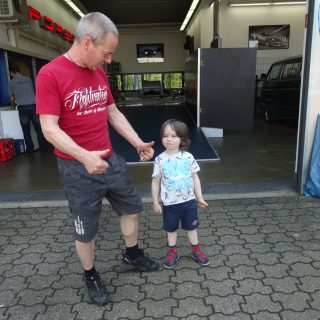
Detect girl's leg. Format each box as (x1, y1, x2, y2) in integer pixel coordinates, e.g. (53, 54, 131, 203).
(187, 229, 210, 266)
(167, 231, 178, 246)
(187, 229, 199, 245)
(164, 231, 179, 269)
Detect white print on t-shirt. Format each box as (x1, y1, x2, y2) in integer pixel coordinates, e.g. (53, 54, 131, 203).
(74, 216, 84, 235)
(64, 85, 108, 111)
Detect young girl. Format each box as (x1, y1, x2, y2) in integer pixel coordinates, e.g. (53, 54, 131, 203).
(151, 119, 210, 269)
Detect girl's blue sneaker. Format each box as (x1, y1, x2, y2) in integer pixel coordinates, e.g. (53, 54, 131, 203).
(191, 246, 210, 266)
(163, 248, 179, 269)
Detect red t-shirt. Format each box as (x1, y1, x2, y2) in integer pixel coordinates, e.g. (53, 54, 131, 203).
(36, 55, 114, 160)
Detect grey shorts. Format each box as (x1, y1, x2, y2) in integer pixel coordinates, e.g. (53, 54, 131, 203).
(57, 153, 143, 242)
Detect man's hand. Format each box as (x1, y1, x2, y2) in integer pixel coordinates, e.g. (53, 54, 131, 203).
(137, 141, 155, 161)
(83, 149, 110, 174)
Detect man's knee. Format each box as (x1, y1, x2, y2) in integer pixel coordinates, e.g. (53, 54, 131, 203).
(120, 214, 139, 235)
(121, 213, 139, 224)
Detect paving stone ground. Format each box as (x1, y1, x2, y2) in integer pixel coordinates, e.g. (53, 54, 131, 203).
(1, 196, 320, 320)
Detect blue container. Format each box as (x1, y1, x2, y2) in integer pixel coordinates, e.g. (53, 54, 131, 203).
(14, 139, 25, 155)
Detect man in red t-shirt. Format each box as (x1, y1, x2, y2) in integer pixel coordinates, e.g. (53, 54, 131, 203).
(36, 12, 159, 306)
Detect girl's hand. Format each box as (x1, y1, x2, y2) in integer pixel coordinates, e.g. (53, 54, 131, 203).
(197, 198, 208, 209)
(153, 202, 162, 214)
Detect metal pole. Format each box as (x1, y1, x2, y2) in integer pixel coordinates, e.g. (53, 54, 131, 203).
(211, 0, 222, 48)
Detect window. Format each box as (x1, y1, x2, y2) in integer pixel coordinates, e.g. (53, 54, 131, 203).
(122, 74, 141, 90)
(281, 61, 301, 79)
(110, 72, 184, 92)
(143, 73, 162, 81)
(163, 73, 183, 89)
(267, 64, 282, 80)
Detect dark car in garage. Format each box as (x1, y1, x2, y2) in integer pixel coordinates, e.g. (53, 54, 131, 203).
(260, 55, 302, 122)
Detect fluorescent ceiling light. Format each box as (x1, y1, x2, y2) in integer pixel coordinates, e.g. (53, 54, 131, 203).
(186, 10, 193, 20)
(64, 0, 85, 17)
(230, 2, 271, 5)
(273, 1, 306, 3)
(229, 1, 306, 5)
(190, 0, 200, 10)
(180, 0, 200, 31)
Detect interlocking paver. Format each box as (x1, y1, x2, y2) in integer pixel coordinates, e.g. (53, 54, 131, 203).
(209, 313, 251, 320)
(226, 253, 257, 267)
(203, 279, 237, 296)
(281, 309, 320, 320)
(241, 293, 282, 313)
(272, 291, 312, 311)
(73, 302, 108, 320)
(1, 276, 26, 292)
(172, 282, 208, 299)
(206, 294, 244, 314)
(250, 252, 281, 265)
(199, 265, 232, 281)
(289, 262, 320, 277)
(142, 282, 176, 300)
(253, 311, 282, 319)
(280, 251, 313, 264)
(298, 275, 320, 292)
(239, 233, 266, 243)
(6, 304, 45, 320)
(140, 298, 178, 318)
(112, 284, 145, 302)
(28, 274, 62, 290)
(35, 303, 76, 320)
(256, 263, 290, 278)
(18, 288, 54, 306)
(230, 265, 265, 280)
(263, 276, 300, 293)
(0, 290, 19, 307)
(174, 297, 212, 317)
(0, 196, 320, 319)
(235, 278, 273, 295)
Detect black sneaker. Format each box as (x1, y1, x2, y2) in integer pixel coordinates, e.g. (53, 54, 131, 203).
(121, 250, 159, 272)
(85, 273, 109, 306)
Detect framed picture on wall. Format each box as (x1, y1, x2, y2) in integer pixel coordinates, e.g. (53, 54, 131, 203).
(136, 43, 164, 63)
(248, 25, 290, 50)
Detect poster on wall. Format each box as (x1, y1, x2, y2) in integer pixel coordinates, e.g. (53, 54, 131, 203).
(136, 43, 164, 63)
(248, 25, 290, 50)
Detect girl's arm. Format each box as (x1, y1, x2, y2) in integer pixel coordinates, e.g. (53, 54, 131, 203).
(151, 177, 162, 213)
(192, 172, 208, 208)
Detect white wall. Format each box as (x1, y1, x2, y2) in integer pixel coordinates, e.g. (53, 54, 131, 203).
(0, 0, 79, 60)
(185, 15, 202, 50)
(220, 6, 305, 56)
(0, 2, 187, 73)
(187, 2, 306, 74)
(113, 27, 186, 73)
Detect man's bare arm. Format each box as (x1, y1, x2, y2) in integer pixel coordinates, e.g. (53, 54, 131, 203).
(40, 114, 109, 174)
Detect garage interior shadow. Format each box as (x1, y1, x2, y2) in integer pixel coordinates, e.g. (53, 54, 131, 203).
(0, 110, 298, 196)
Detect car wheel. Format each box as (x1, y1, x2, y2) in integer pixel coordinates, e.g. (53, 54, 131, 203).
(265, 106, 273, 123)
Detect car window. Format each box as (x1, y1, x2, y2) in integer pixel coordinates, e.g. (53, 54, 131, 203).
(266, 64, 282, 80)
(281, 61, 301, 79)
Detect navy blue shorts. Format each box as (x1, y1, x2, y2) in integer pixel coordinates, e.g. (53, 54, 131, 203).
(57, 153, 143, 242)
(163, 199, 199, 232)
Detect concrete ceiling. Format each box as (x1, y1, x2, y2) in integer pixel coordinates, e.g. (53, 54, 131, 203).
(76, 0, 194, 26)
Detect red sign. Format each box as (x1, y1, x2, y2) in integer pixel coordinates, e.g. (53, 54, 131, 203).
(28, 6, 75, 43)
